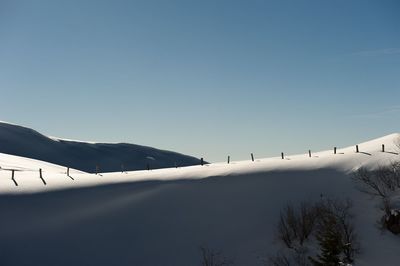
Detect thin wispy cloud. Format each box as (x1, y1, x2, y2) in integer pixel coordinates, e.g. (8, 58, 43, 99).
(349, 105, 400, 119)
(353, 48, 400, 57)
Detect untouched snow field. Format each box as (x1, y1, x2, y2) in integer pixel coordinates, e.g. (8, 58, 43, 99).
(0, 133, 399, 265)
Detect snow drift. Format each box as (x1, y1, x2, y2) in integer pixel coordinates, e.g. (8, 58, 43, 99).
(0, 133, 399, 265)
(0, 121, 202, 173)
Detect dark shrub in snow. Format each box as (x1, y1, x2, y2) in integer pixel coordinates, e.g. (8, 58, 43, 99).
(384, 209, 400, 234)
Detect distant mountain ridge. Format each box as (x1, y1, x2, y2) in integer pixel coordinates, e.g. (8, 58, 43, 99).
(0, 121, 202, 173)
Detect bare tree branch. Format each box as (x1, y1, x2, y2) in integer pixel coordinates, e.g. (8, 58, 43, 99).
(199, 246, 233, 266)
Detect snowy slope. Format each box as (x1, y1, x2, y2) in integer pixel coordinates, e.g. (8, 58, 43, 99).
(0, 152, 83, 174)
(0, 133, 399, 265)
(1, 133, 398, 193)
(0, 121, 203, 173)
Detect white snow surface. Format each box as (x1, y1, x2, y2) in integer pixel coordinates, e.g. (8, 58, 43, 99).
(0, 133, 399, 265)
(48, 135, 99, 144)
(0, 153, 84, 175)
(1, 133, 398, 194)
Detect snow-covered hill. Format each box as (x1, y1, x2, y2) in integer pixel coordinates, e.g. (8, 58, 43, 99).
(0, 121, 203, 173)
(0, 133, 399, 265)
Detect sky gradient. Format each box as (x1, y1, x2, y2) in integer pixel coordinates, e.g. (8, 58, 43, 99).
(1, 0, 399, 162)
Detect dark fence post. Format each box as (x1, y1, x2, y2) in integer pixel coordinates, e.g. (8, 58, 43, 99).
(39, 168, 46, 185)
(11, 170, 18, 186)
(200, 158, 204, 166)
(281, 152, 284, 159)
(356, 145, 359, 153)
(334, 147, 337, 154)
(121, 164, 124, 173)
(382, 144, 385, 152)
(95, 165, 99, 175)
(66, 167, 74, 180)
(251, 153, 254, 162)
(227, 156, 230, 164)
(308, 150, 311, 158)
(147, 163, 150, 170)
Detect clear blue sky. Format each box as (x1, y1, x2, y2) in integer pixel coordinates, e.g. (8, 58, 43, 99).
(1, 0, 399, 162)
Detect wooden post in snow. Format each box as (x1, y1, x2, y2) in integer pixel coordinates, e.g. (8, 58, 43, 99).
(66, 167, 74, 180)
(281, 152, 284, 159)
(308, 150, 312, 158)
(251, 153, 254, 162)
(95, 165, 99, 175)
(334, 147, 337, 154)
(39, 168, 46, 185)
(227, 156, 230, 164)
(382, 144, 385, 152)
(356, 145, 359, 153)
(147, 163, 150, 170)
(11, 170, 17, 186)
